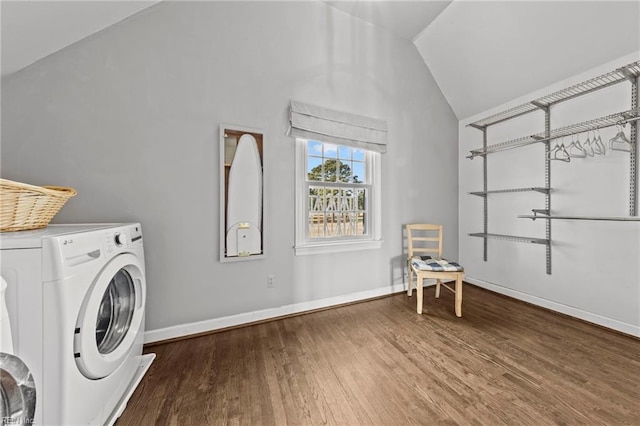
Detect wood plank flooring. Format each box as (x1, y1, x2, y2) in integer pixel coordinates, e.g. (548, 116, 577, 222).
(117, 285, 640, 425)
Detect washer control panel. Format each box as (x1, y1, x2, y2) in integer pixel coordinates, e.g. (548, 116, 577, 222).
(42, 223, 144, 281)
(105, 225, 143, 254)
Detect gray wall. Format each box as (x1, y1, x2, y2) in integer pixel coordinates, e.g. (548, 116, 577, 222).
(1, 1, 459, 333)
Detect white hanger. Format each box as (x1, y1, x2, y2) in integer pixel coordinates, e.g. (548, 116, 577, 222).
(548, 138, 570, 162)
(582, 132, 595, 157)
(594, 129, 606, 155)
(567, 134, 586, 158)
(610, 125, 632, 152)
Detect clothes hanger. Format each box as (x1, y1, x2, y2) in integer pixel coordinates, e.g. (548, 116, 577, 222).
(582, 132, 595, 157)
(548, 138, 570, 162)
(557, 141, 571, 162)
(594, 129, 606, 154)
(567, 134, 586, 158)
(610, 124, 632, 152)
(589, 130, 603, 155)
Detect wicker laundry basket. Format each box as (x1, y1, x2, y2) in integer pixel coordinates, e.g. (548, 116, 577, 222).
(0, 178, 77, 232)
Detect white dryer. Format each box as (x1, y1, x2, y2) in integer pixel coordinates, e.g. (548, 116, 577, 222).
(0, 223, 154, 425)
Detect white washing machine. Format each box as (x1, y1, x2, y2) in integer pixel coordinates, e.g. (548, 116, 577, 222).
(1, 276, 37, 424)
(0, 223, 154, 425)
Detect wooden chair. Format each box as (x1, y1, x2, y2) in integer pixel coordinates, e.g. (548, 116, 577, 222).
(406, 224, 464, 317)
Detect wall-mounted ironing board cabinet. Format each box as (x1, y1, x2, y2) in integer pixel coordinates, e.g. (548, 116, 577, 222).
(466, 61, 640, 275)
(219, 124, 265, 262)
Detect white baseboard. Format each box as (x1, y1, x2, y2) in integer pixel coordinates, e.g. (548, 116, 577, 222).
(144, 282, 407, 343)
(466, 276, 640, 338)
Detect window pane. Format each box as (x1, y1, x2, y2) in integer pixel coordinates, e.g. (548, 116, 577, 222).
(338, 161, 352, 183)
(353, 149, 365, 161)
(323, 144, 338, 158)
(359, 212, 367, 235)
(307, 185, 368, 238)
(356, 188, 366, 211)
(308, 213, 325, 238)
(352, 162, 365, 183)
(308, 187, 324, 211)
(323, 159, 338, 182)
(308, 140, 323, 156)
(307, 157, 323, 181)
(325, 187, 339, 209)
(356, 187, 367, 235)
(338, 145, 351, 160)
(340, 212, 364, 236)
(326, 212, 339, 237)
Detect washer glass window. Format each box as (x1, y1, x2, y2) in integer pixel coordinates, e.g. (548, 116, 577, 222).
(0, 353, 36, 424)
(95, 269, 136, 354)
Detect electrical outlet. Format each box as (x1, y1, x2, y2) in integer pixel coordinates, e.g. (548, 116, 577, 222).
(267, 274, 275, 288)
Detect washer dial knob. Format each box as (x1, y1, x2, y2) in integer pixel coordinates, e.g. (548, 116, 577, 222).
(114, 232, 126, 246)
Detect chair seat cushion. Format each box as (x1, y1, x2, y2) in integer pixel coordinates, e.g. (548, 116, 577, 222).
(411, 256, 464, 272)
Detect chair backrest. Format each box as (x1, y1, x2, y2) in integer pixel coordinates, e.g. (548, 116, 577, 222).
(406, 224, 443, 258)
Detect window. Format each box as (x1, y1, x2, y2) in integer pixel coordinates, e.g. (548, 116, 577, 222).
(295, 138, 382, 255)
(288, 100, 387, 255)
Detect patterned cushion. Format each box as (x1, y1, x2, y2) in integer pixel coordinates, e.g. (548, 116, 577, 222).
(411, 255, 464, 272)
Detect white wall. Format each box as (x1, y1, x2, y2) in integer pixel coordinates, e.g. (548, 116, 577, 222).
(1, 2, 459, 339)
(459, 52, 640, 336)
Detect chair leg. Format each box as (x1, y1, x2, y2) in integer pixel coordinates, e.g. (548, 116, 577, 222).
(407, 266, 414, 296)
(454, 275, 463, 318)
(435, 279, 441, 298)
(416, 274, 423, 314)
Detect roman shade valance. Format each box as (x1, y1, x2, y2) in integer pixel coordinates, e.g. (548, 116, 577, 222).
(289, 100, 388, 153)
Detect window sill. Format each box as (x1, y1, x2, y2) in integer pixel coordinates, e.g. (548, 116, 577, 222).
(294, 239, 383, 256)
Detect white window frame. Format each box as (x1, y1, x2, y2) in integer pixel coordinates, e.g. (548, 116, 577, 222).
(294, 138, 382, 256)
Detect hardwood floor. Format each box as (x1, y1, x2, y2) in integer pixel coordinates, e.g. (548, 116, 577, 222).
(117, 285, 640, 425)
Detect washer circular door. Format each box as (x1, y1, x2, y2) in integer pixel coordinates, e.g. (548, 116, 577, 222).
(0, 353, 36, 424)
(74, 253, 145, 379)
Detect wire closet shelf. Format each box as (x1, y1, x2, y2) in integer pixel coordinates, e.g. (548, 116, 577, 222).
(468, 233, 549, 245)
(467, 109, 640, 159)
(518, 211, 640, 222)
(468, 61, 640, 129)
(469, 187, 549, 197)
(465, 59, 640, 274)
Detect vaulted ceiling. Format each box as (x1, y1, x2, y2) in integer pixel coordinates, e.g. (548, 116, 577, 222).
(2, 1, 639, 120)
(1, 1, 159, 77)
(323, 1, 451, 40)
(414, 1, 640, 119)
